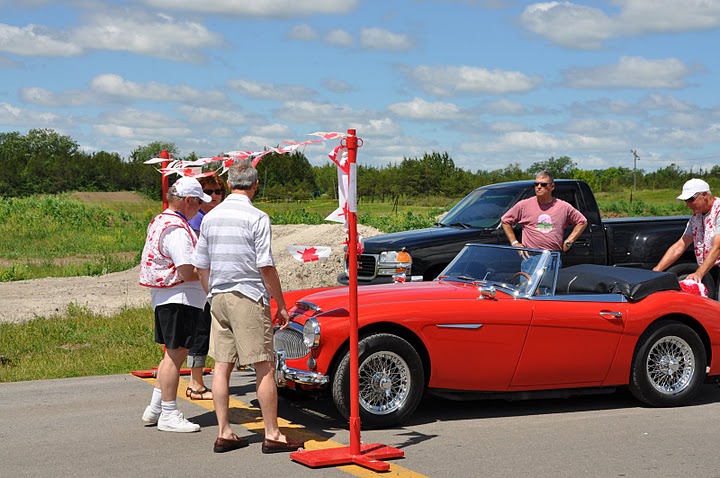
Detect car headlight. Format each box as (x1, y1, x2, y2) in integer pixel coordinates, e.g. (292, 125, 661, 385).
(302, 317, 320, 348)
(377, 250, 412, 275)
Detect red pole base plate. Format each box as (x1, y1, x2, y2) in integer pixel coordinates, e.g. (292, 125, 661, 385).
(131, 367, 211, 378)
(290, 443, 404, 472)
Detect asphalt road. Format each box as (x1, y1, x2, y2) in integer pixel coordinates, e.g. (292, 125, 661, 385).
(3, 371, 720, 477)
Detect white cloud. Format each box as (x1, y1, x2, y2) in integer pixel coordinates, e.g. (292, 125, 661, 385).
(20, 87, 90, 106)
(482, 99, 528, 115)
(0, 23, 82, 56)
(177, 105, 248, 125)
(251, 123, 293, 138)
(325, 29, 354, 47)
(228, 79, 316, 101)
(388, 97, 461, 120)
(404, 65, 542, 96)
(0, 101, 63, 126)
(520, 2, 616, 49)
(91, 74, 227, 104)
(93, 108, 192, 140)
(276, 100, 357, 123)
(563, 56, 690, 89)
(323, 78, 354, 93)
(72, 12, 222, 62)
(618, 0, 720, 32)
(348, 118, 401, 137)
(287, 24, 318, 41)
(360, 28, 413, 51)
(142, 0, 358, 17)
(521, 0, 720, 49)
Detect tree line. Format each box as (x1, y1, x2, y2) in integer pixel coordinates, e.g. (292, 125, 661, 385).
(1, 129, 717, 201)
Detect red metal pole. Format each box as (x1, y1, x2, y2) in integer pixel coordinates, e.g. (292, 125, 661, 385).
(160, 149, 170, 210)
(345, 129, 361, 454)
(289, 129, 403, 471)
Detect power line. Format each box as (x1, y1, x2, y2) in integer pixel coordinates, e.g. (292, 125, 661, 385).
(631, 149, 640, 191)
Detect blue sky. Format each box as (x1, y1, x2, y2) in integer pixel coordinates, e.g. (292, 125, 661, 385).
(1, 0, 719, 173)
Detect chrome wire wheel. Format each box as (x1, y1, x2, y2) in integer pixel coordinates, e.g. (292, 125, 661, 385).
(646, 335, 695, 395)
(358, 351, 411, 415)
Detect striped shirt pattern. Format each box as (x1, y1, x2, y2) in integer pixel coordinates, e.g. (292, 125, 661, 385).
(192, 194, 275, 305)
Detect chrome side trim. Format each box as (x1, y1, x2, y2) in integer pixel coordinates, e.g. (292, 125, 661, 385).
(436, 324, 484, 329)
(532, 294, 629, 303)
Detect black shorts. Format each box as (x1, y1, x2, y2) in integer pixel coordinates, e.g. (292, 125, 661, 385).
(154, 303, 202, 350)
(189, 302, 211, 357)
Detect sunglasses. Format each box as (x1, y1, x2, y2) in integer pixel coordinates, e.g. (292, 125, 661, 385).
(685, 192, 702, 203)
(203, 188, 224, 195)
(534, 182, 551, 188)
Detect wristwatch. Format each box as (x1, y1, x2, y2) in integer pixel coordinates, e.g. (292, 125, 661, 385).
(564, 240, 573, 248)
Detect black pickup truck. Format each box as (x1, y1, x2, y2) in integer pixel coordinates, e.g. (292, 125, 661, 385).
(339, 180, 714, 297)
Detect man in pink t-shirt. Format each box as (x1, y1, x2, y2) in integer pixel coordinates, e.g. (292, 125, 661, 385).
(501, 171, 587, 253)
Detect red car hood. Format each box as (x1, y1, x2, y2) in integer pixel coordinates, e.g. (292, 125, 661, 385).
(289, 280, 492, 313)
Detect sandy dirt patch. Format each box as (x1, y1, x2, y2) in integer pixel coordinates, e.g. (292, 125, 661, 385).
(0, 224, 381, 324)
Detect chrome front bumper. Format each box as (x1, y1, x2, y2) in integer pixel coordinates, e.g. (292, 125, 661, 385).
(274, 350, 328, 387)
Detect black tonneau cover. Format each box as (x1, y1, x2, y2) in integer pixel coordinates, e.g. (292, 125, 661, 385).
(555, 264, 680, 302)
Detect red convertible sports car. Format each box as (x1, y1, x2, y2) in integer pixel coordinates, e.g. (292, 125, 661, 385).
(273, 244, 720, 429)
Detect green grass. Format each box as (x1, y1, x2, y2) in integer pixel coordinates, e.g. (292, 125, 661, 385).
(0, 305, 164, 382)
(595, 189, 689, 217)
(0, 194, 156, 281)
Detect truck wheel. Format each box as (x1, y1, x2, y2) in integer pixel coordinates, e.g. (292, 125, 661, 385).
(331, 333, 425, 429)
(666, 264, 716, 299)
(629, 321, 706, 407)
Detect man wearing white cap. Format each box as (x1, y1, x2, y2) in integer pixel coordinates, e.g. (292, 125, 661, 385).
(653, 178, 720, 294)
(139, 176, 211, 432)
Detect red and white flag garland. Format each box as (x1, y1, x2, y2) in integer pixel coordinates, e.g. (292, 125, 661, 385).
(286, 245, 332, 263)
(145, 130, 364, 258)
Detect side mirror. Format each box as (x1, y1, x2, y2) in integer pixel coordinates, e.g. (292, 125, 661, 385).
(478, 285, 496, 300)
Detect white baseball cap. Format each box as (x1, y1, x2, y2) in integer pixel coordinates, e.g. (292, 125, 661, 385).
(172, 176, 212, 202)
(677, 178, 711, 201)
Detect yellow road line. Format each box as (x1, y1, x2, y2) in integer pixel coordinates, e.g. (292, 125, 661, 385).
(137, 375, 427, 478)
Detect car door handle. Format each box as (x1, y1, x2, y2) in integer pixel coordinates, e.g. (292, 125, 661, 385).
(574, 239, 590, 247)
(599, 310, 623, 320)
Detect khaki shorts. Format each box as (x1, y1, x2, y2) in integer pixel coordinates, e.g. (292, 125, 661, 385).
(209, 291, 274, 366)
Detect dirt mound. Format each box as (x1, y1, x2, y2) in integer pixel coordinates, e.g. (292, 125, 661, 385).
(0, 223, 382, 324)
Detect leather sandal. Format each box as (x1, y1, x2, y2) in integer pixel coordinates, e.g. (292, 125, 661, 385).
(187, 386, 213, 400)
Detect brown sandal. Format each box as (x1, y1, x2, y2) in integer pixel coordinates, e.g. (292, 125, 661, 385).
(187, 386, 213, 400)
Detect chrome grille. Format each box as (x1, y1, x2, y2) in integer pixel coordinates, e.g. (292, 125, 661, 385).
(356, 254, 377, 279)
(273, 326, 308, 359)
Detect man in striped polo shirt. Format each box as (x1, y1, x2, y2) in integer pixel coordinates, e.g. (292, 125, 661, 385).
(193, 159, 304, 455)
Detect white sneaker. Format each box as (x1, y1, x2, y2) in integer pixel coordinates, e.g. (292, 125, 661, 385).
(157, 410, 201, 433)
(142, 405, 160, 426)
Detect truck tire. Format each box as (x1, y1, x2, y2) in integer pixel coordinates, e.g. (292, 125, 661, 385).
(629, 320, 706, 407)
(666, 264, 717, 300)
(331, 333, 425, 429)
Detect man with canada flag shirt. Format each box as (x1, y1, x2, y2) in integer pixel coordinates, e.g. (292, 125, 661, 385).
(654, 178, 720, 297)
(139, 176, 211, 433)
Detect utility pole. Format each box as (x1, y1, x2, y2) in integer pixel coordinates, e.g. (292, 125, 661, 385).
(631, 149, 640, 191)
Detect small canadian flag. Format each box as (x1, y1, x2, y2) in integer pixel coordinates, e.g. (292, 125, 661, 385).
(286, 245, 332, 263)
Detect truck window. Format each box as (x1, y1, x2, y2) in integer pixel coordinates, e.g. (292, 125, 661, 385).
(439, 188, 517, 228)
(554, 188, 581, 210)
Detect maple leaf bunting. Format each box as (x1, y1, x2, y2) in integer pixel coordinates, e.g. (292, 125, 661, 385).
(286, 245, 332, 263)
(679, 278, 708, 297)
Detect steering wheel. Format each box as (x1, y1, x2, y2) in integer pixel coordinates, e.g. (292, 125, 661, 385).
(512, 271, 531, 285)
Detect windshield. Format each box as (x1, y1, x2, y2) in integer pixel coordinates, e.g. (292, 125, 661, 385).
(437, 244, 560, 297)
(438, 187, 517, 228)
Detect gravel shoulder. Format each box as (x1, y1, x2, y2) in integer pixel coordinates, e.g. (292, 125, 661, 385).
(0, 223, 380, 324)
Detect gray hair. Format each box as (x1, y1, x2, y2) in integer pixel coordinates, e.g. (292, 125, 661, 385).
(535, 170, 554, 183)
(227, 159, 258, 190)
(166, 183, 184, 203)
